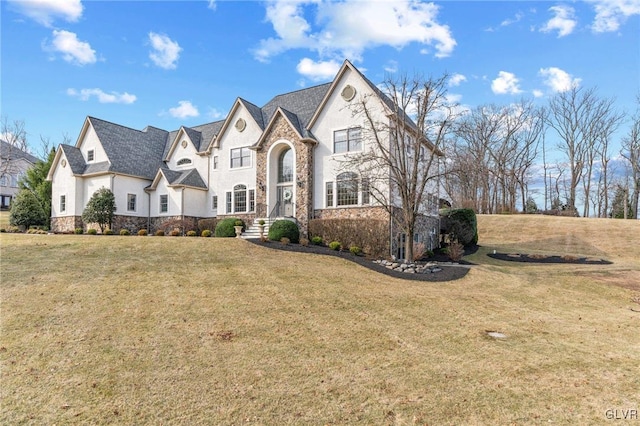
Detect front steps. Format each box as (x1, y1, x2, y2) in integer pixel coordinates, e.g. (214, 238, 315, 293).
(240, 217, 296, 239)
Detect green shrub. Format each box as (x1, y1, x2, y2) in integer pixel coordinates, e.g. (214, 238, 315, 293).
(258, 219, 266, 226)
(104, 229, 114, 235)
(329, 241, 341, 251)
(138, 229, 148, 236)
(349, 245, 361, 255)
(119, 229, 130, 236)
(155, 230, 165, 236)
(425, 249, 434, 258)
(215, 218, 243, 237)
(440, 208, 478, 247)
(186, 230, 197, 237)
(234, 219, 243, 227)
(268, 220, 299, 243)
(201, 229, 212, 237)
(170, 229, 180, 236)
(87, 229, 97, 235)
(74, 228, 83, 234)
(311, 236, 323, 245)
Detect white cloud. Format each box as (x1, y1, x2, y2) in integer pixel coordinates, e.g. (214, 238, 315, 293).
(296, 58, 341, 81)
(540, 5, 577, 37)
(589, 0, 640, 32)
(449, 73, 467, 87)
(254, 0, 456, 62)
(148, 32, 182, 70)
(7, 0, 83, 27)
(207, 107, 225, 120)
(67, 88, 137, 104)
(169, 101, 199, 119)
(384, 60, 399, 74)
(45, 30, 96, 66)
(501, 11, 525, 27)
(533, 89, 544, 98)
(491, 71, 523, 95)
(207, 0, 216, 11)
(539, 67, 581, 92)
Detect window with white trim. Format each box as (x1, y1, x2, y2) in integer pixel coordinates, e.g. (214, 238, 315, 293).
(249, 189, 255, 212)
(326, 173, 370, 207)
(326, 182, 333, 207)
(333, 127, 362, 154)
(212, 195, 218, 210)
(230, 147, 251, 168)
(234, 184, 247, 212)
(60, 195, 66, 212)
(87, 150, 95, 162)
(160, 195, 168, 213)
(213, 156, 219, 170)
(226, 192, 232, 214)
(127, 194, 136, 212)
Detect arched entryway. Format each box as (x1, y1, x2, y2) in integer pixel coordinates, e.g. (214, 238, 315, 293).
(267, 142, 296, 217)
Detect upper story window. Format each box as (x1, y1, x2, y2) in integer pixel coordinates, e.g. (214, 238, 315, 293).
(177, 158, 192, 166)
(230, 147, 251, 168)
(213, 156, 219, 170)
(87, 149, 95, 162)
(333, 127, 362, 154)
(278, 148, 293, 183)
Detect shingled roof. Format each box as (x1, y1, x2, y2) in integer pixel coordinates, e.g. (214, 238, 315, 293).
(59, 144, 87, 175)
(88, 117, 168, 179)
(0, 140, 39, 164)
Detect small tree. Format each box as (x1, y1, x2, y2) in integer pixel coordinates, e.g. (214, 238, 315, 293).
(82, 187, 116, 232)
(9, 189, 47, 229)
(18, 147, 56, 227)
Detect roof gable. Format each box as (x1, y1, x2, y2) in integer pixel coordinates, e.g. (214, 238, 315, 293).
(0, 140, 39, 164)
(147, 167, 207, 191)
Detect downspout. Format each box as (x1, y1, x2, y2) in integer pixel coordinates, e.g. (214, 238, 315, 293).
(147, 191, 151, 232)
(110, 173, 116, 230)
(181, 187, 185, 235)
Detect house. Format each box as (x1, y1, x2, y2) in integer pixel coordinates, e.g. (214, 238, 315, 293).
(47, 60, 443, 257)
(0, 140, 39, 209)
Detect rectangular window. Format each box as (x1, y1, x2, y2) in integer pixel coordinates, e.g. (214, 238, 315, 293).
(337, 175, 359, 206)
(226, 192, 232, 214)
(333, 127, 362, 154)
(127, 194, 136, 212)
(213, 156, 219, 170)
(160, 195, 168, 213)
(249, 189, 255, 212)
(361, 177, 370, 205)
(60, 195, 66, 212)
(326, 181, 333, 207)
(212, 195, 218, 210)
(0, 175, 7, 186)
(87, 149, 94, 162)
(230, 147, 251, 168)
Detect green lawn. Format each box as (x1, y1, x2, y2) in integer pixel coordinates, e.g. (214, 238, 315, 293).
(1, 215, 639, 424)
(0, 210, 9, 229)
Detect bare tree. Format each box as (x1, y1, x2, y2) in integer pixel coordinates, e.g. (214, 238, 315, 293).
(547, 86, 623, 216)
(1, 116, 29, 177)
(621, 95, 640, 219)
(339, 72, 457, 261)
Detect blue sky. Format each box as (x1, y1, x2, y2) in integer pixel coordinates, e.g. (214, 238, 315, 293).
(1, 0, 639, 159)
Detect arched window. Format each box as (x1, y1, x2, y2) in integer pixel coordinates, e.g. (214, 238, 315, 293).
(234, 184, 247, 212)
(278, 148, 293, 183)
(336, 172, 359, 206)
(177, 158, 192, 166)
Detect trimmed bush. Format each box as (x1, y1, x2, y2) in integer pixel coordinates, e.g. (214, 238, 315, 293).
(155, 230, 165, 237)
(87, 229, 97, 235)
(280, 237, 290, 245)
(215, 218, 244, 237)
(440, 208, 478, 247)
(197, 218, 218, 233)
(186, 230, 197, 237)
(329, 241, 341, 251)
(201, 229, 212, 237)
(258, 219, 266, 226)
(120, 229, 131, 236)
(300, 237, 309, 247)
(268, 219, 299, 243)
(349, 245, 362, 256)
(74, 228, 84, 234)
(311, 236, 323, 245)
(170, 229, 180, 236)
(138, 229, 148, 236)
(104, 229, 114, 235)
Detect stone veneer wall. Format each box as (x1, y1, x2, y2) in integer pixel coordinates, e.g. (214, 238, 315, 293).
(111, 215, 149, 234)
(255, 115, 314, 236)
(387, 206, 441, 259)
(149, 216, 202, 234)
(51, 216, 83, 233)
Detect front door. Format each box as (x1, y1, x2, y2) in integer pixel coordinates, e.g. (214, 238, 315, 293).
(277, 185, 294, 217)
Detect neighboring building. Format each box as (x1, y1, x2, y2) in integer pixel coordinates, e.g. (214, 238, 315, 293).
(47, 60, 443, 256)
(0, 140, 39, 209)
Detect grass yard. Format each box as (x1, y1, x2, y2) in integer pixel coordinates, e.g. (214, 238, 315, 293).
(1, 215, 639, 424)
(0, 210, 10, 229)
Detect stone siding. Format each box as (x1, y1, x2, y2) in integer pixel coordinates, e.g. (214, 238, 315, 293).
(111, 215, 149, 234)
(149, 216, 202, 234)
(51, 216, 83, 233)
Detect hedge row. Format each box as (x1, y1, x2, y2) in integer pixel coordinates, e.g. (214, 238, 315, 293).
(308, 219, 388, 257)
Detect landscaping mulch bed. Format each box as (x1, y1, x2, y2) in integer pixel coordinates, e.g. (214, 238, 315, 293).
(247, 239, 470, 282)
(488, 252, 612, 265)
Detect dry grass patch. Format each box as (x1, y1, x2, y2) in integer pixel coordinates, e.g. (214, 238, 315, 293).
(1, 217, 639, 424)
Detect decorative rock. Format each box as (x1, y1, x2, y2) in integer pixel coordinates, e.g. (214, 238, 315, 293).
(404, 268, 415, 273)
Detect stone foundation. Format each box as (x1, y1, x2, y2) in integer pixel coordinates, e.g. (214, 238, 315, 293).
(149, 216, 203, 235)
(51, 216, 83, 233)
(111, 215, 149, 234)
